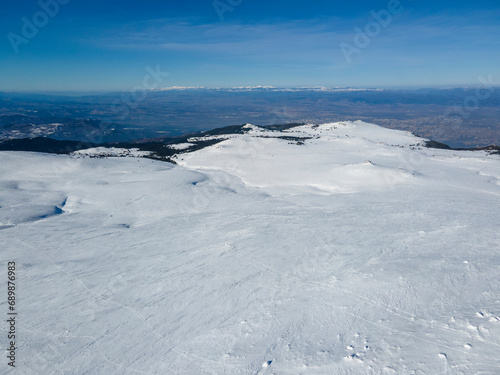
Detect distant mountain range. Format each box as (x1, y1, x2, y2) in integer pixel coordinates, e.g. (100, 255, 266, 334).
(153, 86, 384, 92)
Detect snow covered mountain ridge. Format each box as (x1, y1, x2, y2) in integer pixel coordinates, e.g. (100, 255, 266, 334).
(1, 121, 499, 374)
(1, 120, 499, 163)
(173, 121, 428, 194)
(71, 120, 499, 194)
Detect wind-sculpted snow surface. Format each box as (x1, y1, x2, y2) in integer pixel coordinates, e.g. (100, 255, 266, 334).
(1, 121, 500, 374)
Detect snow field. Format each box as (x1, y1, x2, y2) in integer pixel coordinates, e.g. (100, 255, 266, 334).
(0, 121, 499, 374)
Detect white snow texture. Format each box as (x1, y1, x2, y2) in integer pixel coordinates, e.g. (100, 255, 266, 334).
(1, 121, 499, 374)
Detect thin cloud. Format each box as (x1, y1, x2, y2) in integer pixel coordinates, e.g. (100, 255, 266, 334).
(80, 11, 500, 69)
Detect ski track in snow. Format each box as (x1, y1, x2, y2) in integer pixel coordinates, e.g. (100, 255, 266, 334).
(1, 121, 499, 374)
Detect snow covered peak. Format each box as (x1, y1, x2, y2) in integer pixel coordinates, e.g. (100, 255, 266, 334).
(174, 121, 430, 194)
(241, 123, 266, 134)
(280, 121, 422, 146)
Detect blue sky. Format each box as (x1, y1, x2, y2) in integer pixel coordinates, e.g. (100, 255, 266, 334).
(1, 0, 499, 91)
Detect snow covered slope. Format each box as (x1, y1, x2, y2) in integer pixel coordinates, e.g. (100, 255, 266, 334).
(176, 122, 426, 194)
(1, 121, 500, 374)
